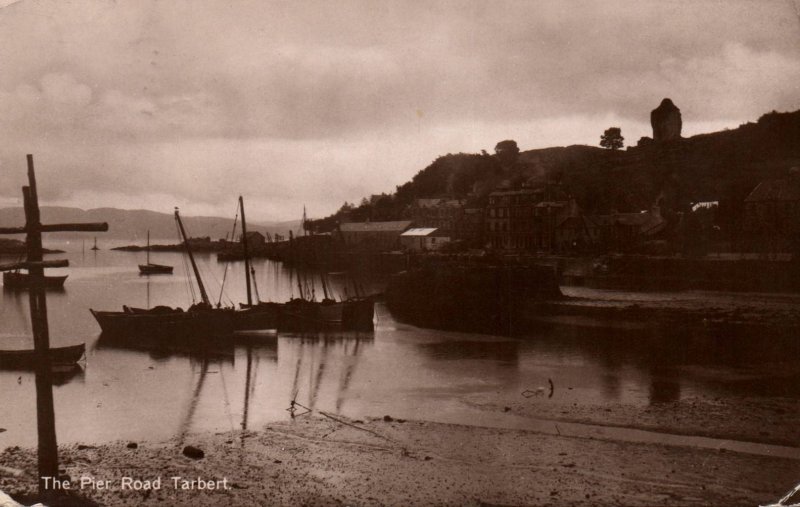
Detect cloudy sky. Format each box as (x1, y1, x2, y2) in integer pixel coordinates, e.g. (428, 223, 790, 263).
(0, 0, 798, 221)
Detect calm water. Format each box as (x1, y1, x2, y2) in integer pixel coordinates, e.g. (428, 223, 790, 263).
(1, 240, 799, 448)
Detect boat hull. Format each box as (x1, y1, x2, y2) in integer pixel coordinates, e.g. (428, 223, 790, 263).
(233, 303, 280, 331)
(90, 307, 235, 338)
(342, 298, 375, 331)
(278, 299, 374, 332)
(0, 343, 85, 369)
(3, 272, 67, 290)
(138, 263, 174, 275)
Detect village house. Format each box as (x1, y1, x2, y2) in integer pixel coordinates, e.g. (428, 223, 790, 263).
(460, 207, 485, 246)
(409, 198, 465, 235)
(338, 220, 413, 252)
(400, 228, 451, 252)
(486, 187, 537, 250)
(486, 184, 575, 251)
(582, 206, 666, 252)
(742, 170, 800, 253)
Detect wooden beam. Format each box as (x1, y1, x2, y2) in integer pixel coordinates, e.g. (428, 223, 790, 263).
(41, 222, 109, 233)
(0, 226, 26, 235)
(0, 223, 108, 235)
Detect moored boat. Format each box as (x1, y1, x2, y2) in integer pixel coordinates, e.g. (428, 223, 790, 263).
(91, 209, 233, 339)
(138, 263, 174, 274)
(3, 271, 68, 290)
(90, 304, 235, 338)
(0, 343, 85, 369)
(138, 230, 174, 274)
(230, 196, 280, 332)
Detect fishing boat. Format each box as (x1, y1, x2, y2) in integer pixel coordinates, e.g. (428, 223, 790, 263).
(91, 208, 235, 338)
(0, 343, 85, 369)
(90, 237, 99, 250)
(277, 297, 344, 331)
(230, 196, 279, 331)
(2, 271, 68, 290)
(138, 230, 173, 274)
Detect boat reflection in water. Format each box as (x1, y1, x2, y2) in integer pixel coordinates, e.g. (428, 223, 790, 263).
(95, 331, 236, 363)
(280, 332, 373, 415)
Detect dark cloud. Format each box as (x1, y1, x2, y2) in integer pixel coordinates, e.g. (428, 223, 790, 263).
(0, 0, 798, 219)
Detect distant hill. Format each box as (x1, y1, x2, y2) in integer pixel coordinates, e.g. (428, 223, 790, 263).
(0, 207, 302, 241)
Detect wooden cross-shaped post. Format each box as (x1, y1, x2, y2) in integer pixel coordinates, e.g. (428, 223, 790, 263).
(0, 155, 108, 495)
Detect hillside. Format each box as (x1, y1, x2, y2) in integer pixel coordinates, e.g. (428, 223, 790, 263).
(308, 108, 800, 231)
(0, 207, 302, 241)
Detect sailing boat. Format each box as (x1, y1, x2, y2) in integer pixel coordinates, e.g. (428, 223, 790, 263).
(90, 237, 99, 250)
(138, 230, 173, 274)
(90, 208, 235, 339)
(231, 196, 280, 332)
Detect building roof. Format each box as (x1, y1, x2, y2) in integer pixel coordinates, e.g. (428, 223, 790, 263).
(400, 227, 438, 237)
(414, 198, 464, 208)
(745, 177, 800, 202)
(414, 198, 444, 208)
(488, 188, 540, 197)
(340, 220, 412, 233)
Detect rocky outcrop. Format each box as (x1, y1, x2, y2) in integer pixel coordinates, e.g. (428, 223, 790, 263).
(651, 98, 682, 142)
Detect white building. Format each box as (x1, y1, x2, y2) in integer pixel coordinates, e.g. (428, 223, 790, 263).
(400, 228, 451, 252)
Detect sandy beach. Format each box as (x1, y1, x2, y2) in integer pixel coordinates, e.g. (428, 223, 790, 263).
(1, 408, 799, 507)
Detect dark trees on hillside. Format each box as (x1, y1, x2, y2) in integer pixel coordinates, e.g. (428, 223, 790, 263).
(494, 140, 520, 166)
(600, 128, 624, 150)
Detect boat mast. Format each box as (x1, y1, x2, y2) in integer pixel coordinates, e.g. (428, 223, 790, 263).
(146, 230, 150, 265)
(174, 208, 210, 306)
(239, 196, 253, 306)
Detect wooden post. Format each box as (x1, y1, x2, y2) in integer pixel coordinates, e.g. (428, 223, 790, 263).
(0, 155, 108, 497)
(23, 166, 60, 493)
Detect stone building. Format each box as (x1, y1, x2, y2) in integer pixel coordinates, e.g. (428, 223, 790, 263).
(486, 188, 537, 250)
(409, 198, 465, 235)
(338, 220, 413, 252)
(460, 207, 485, 246)
(742, 171, 800, 253)
(486, 184, 576, 251)
(582, 207, 666, 252)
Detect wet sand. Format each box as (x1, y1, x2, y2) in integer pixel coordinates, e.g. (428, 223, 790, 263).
(1, 412, 798, 507)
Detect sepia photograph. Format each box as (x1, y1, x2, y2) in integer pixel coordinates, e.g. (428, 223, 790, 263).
(1, 1, 799, 505)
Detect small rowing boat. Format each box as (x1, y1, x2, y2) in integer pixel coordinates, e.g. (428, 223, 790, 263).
(0, 343, 85, 369)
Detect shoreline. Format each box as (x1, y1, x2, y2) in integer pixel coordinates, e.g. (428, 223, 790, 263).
(1, 415, 797, 506)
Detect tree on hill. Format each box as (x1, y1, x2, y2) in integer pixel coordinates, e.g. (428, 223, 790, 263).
(600, 127, 624, 150)
(494, 140, 520, 166)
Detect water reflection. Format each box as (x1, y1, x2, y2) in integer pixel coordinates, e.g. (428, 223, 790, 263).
(177, 357, 213, 445)
(2, 241, 800, 449)
(281, 333, 372, 414)
(95, 332, 236, 363)
(418, 339, 519, 364)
